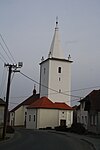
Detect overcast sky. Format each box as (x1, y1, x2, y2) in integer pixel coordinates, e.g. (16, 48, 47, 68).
(0, 0, 100, 109)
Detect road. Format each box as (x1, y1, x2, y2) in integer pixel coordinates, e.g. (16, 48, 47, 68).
(0, 128, 94, 150)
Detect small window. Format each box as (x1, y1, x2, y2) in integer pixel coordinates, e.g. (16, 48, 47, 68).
(82, 116, 84, 123)
(94, 115, 97, 125)
(44, 68, 46, 74)
(29, 115, 31, 121)
(59, 77, 61, 81)
(90, 115, 93, 125)
(34, 115, 35, 122)
(25, 112, 27, 115)
(85, 116, 87, 124)
(59, 89, 61, 93)
(58, 67, 61, 73)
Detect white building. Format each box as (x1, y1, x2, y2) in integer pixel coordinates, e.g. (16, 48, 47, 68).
(0, 98, 5, 126)
(26, 97, 73, 129)
(77, 90, 100, 134)
(39, 20, 73, 106)
(77, 99, 88, 129)
(9, 93, 40, 126)
(10, 19, 73, 128)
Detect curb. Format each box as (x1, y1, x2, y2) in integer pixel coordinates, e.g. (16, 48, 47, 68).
(81, 139, 96, 150)
(48, 130, 97, 150)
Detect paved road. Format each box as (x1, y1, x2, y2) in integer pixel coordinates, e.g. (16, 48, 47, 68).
(0, 128, 94, 150)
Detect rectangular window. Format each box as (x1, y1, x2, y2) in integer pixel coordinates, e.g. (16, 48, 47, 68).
(59, 77, 61, 81)
(34, 115, 35, 122)
(90, 115, 93, 125)
(82, 116, 84, 123)
(29, 115, 31, 122)
(44, 68, 46, 74)
(59, 89, 61, 93)
(58, 67, 61, 73)
(85, 116, 87, 124)
(94, 115, 97, 125)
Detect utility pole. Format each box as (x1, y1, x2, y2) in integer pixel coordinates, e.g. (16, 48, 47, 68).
(2, 62, 23, 139)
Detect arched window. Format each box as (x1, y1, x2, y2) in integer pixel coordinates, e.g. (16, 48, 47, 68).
(58, 67, 61, 73)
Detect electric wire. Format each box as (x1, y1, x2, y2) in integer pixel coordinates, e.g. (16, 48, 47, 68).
(0, 42, 14, 63)
(0, 56, 6, 63)
(0, 50, 8, 63)
(20, 71, 83, 99)
(65, 86, 100, 93)
(0, 68, 7, 98)
(0, 34, 16, 64)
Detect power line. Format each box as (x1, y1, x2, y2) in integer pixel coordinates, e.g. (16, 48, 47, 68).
(0, 42, 14, 63)
(0, 56, 6, 63)
(20, 71, 82, 99)
(0, 50, 8, 63)
(0, 68, 7, 98)
(0, 34, 16, 64)
(65, 86, 100, 93)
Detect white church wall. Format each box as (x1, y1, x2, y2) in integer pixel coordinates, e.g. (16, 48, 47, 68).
(26, 108, 73, 129)
(40, 59, 72, 106)
(40, 60, 49, 98)
(14, 106, 25, 126)
(26, 108, 37, 129)
(48, 59, 71, 105)
(58, 110, 73, 127)
(37, 108, 58, 129)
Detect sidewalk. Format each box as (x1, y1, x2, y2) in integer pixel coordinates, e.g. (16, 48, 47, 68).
(68, 132, 100, 150)
(49, 131, 100, 150)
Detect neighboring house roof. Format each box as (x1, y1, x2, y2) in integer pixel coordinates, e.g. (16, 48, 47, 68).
(27, 96, 73, 110)
(80, 90, 100, 111)
(0, 98, 5, 106)
(72, 105, 80, 110)
(10, 94, 40, 112)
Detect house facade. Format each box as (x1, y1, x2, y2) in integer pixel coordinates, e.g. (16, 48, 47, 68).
(77, 90, 100, 134)
(26, 97, 73, 129)
(9, 93, 40, 126)
(77, 99, 88, 129)
(0, 98, 5, 126)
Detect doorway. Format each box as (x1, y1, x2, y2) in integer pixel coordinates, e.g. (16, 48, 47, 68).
(60, 119, 66, 126)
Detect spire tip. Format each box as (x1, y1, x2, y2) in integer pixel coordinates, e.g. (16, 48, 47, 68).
(55, 16, 59, 29)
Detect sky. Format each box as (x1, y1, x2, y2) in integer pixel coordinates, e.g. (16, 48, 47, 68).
(0, 0, 100, 109)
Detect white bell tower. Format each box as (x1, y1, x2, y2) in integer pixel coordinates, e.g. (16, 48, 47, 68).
(39, 18, 73, 106)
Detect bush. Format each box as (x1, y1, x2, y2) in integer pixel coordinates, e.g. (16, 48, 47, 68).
(45, 127, 52, 130)
(55, 126, 69, 132)
(6, 126, 15, 134)
(70, 123, 86, 134)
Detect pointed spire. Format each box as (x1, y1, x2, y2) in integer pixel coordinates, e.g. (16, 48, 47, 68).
(48, 17, 64, 59)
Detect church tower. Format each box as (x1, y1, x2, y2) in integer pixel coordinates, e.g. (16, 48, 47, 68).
(39, 19, 73, 106)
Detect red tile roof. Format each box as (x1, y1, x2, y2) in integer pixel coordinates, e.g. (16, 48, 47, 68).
(27, 97, 73, 110)
(54, 102, 73, 110)
(28, 97, 54, 109)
